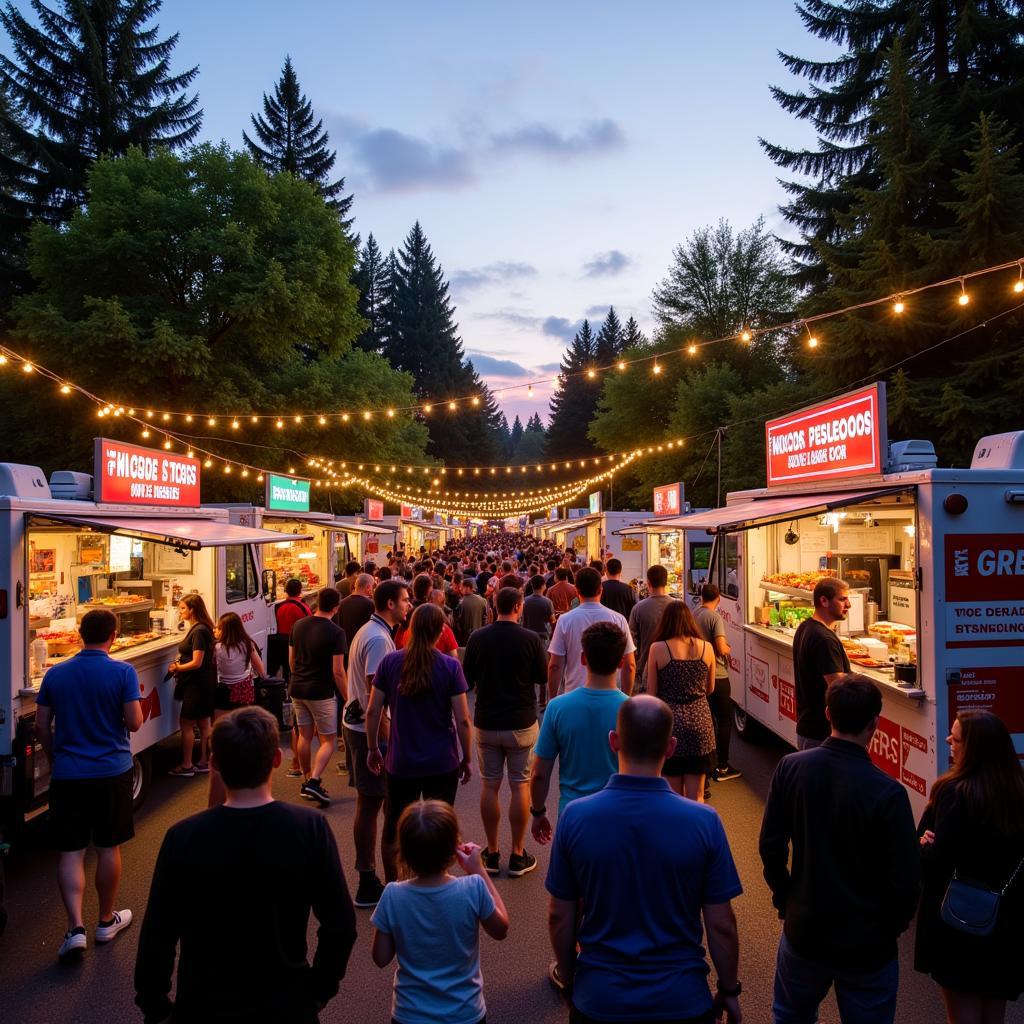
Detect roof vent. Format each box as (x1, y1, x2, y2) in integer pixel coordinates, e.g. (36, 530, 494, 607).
(49, 471, 93, 501)
(971, 431, 1024, 470)
(887, 440, 937, 473)
(0, 463, 52, 499)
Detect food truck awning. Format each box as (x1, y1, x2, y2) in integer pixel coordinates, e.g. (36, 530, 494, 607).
(337, 523, 394, 534)
(32, 514, 313, 551)
(647, 487, 914, 535)
(615, 516, 683, 536)
(550, 514, 601, 533)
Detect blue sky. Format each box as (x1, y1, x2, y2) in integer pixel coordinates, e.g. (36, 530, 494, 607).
(33, 1, 837, 424)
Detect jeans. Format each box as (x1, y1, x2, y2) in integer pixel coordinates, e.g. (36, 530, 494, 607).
(772, 934, 898, 1024)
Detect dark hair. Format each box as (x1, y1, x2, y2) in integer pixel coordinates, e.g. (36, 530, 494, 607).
(377, 566, 392, 581)
(284, 578, 303, 598)
(530, 574, 545, 592)
(701, 583, 721, 603)
(555, 566, 570, 582)
(400, 603, 445, 697)
(813, 577, 849, 607)
(180, 593, 216, 633)
(606, 557, 622, 576)
(374, 579, 409, 613)
(80, 608, 117, 645)
(216, 612, 255, 659)
(581, 621, 627, 675)
(589, 559, 605, 575)
(929, 711, 1024, 836)
(496, 587, 523, 616)
(652, 599, 703, 644)
(575, 566, 602, 599)
(398, 799, 459, 877)
(412, 573, 433, 603)
(461, 576, 476, 589)
(825, 674, 882, 734)
(317, 586, 341, 614)
(344, 560, 360, 576)
(547, 558, 559, 570)
(646, 564, 668, 589)
(363, 561, 377, 574)
(617, 696, 673, 763)
(211, 706, 279, 789)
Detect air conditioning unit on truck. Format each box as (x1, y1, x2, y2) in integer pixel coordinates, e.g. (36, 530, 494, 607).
(0, 441, 310, 859)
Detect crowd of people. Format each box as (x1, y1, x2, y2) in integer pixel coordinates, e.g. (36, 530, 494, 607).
(30, 531, 1024, 1024)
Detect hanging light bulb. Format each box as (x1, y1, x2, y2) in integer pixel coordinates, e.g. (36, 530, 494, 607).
(363, 411, 372, 421)
(527, 385, 534, 396)
(740, 329, 752, 342)
(652, 362, 662, 375)
(275, 418, 284, 429)
(251, 415, 259, 424)
(958, 278, 970, 305)
(587, 368, 596, 379)
(1015, 264, 1024, 293)
(448, 401, 457, 411)
(687, 343, 697, 356)
(423, 404, 432, 414)
(617, 360, 626, 371)
(341, 412, 350, 422)
(207, 416, 216, 427)
(471, 396, 480, 407)
(141, 429, 151, 439)
(318, 415, 326, 425)
(231, 420, 240, 430)
(21, 362, 33, 373)
(386, 408, 395, 418)
(163, 439, 173, 450)
(0, 354, 7, 365)
(893, 296, 905, 314)
(60, 384, 71, 394)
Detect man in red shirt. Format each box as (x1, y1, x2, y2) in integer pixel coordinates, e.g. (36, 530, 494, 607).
(547, 567, 578, 616)
(394, 574, 459, 653)
(275, 578, 312, 638)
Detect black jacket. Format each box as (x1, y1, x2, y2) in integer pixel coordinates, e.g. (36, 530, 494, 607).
(759, 737, 920, 970)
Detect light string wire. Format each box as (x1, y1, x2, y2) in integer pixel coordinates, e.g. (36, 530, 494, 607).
(1, 255, 1021, 434)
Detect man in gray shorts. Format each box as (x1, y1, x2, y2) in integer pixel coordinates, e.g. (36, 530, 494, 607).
(344, 579, 410, 907)
(462, 586, 546, 878)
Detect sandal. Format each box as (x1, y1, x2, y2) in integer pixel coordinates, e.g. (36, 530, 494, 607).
(169, 764, 195, 777)
(193, 763, 210, 774)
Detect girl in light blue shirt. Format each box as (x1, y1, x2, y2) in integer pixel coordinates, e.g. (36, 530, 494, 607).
(372, 800, 509, 1024)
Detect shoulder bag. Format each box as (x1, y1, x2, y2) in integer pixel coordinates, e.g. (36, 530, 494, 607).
(940, 854, 1024, 937)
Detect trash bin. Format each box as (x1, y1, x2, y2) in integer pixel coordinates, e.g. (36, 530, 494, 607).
(253, 676, 288, 730)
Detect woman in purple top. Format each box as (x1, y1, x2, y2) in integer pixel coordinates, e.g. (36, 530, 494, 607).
(366, 603, 474, 881)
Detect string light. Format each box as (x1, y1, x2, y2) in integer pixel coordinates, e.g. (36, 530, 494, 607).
(617, 360, 626, 370)
(804, 322, 819, 349)
(21, 362, 33, 373)
(893, 297, 905, 314)
(587, 369, 597, 379)
(958, 278, 970, 306)
(60, 384, 71, 394)
(652, 362, 662, 375)
(1015, 263, 1024, 294)
(740, 329, 752, 342)
(687, 343, 698, 356)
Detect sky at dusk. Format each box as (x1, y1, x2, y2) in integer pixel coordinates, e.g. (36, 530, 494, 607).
(24, 1, 837, 425)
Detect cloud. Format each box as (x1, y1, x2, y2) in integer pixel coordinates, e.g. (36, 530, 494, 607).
(466, 354, 533, 378)
(346, 127, 473, 191)
(477, 310, 543, 330)
(542, 316, 583, 341)
(535, 362, 562, 374)
(585, 304, 610, 316)
(451, 261, 537, 293)
(490, 118, 625, 159)
(583, 250, 631, 277)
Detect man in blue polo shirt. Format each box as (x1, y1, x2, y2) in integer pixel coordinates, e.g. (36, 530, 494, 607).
(546, 695, 743, 1024)
(35, 608, 144, 962)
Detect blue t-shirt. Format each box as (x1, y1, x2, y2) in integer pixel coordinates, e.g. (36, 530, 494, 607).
(533, 686, 628, 815)
(546, 775, 743, 1021)
(371, 874, 496, 1024)
(36, 649, 141, 780)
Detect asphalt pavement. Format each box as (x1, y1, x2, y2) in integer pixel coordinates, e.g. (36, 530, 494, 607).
(2, 712, 1022, 1024)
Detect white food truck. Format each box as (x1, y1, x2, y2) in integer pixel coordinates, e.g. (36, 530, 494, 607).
(0, 440, 309, 836)
(686, 383, 1024, 816)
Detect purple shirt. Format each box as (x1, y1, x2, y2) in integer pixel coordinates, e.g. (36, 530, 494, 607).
(373, 649, 469, 778)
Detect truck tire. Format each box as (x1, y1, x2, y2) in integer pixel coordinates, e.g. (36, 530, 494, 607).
(131, 751, 152, 812)
(733, 705, 763, 743)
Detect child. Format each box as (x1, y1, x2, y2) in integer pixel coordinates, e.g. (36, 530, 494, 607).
(371, 800, 509, 1024)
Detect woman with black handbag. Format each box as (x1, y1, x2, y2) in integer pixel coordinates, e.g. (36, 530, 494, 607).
(917, 710, 1024, 1023)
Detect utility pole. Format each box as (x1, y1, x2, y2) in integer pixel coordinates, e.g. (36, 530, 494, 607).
(716, 427, 725, 508)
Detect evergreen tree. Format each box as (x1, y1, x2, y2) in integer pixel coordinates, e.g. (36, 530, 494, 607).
(514, 413, 547, 462)
(509, 414, 524, 454)
(593, 306, 623, 364)
(545, 320, 601, 459)
(0, 0, 201, 223)
(352, 233, 388, 352)
(761, 0, 1024, 289)
(243, 55, 353, 227)
(621, 315, 648, 350)
(386, 221, 502, 462)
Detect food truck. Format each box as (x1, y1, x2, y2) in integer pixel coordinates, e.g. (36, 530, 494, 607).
(546, 495, 652, 576)
(687, 383, 1024, 816)
(377, 507, 444, 555)
(0, 440, 309, 831)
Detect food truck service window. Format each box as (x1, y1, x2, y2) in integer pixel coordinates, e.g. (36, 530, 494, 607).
(225, 544, 259, 603)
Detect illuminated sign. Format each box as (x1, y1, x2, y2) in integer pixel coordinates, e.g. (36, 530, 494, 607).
(265, 474, 311, 513)
(94, 438, 200, 507)
(588, 491, 603, 514)
(364, 499, 384, 520)
(765, 384, 886, 487)
(653, 483, 682, 516)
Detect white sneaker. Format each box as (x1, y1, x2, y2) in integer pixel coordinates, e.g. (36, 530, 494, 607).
(95, 908, 133, 944)
(58, 927, 87, 961)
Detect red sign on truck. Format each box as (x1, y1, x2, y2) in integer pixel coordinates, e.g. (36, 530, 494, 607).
(944, 534, 1024, 648)
(653, 483, 682, 516)
(94, 438, 200, 507)
(765, 384, 886, 487)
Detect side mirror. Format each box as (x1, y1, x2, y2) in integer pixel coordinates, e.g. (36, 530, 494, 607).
(262, 568, 277, 602)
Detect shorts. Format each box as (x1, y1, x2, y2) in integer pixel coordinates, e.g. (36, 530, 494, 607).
(213, 677, 254, 711)
(49, 769, 135, 851)
(179, 681, 215, 720)
(383, 769, 460, 841)
(663, 752, 716, 777)
(344, 726, 386, 799)
(293, 697, 339, 736)
(476, 723, 539, 784)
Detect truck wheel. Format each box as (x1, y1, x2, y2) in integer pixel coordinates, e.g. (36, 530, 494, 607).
(733, 705, 762, 743)
(131, 752, 152, 812)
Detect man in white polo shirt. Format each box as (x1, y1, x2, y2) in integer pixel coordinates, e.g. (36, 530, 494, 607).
(547, 567, 636, 699)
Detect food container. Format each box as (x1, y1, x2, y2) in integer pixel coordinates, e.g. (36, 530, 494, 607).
(860, 638, 890, 660)
(894, 663, 918, 687)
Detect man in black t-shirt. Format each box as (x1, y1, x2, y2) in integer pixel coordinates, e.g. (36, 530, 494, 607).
(336, 574, 374, 649)
(792, 577, 851, 750)
(599, 558, 638, 618)
(289, 587, 347, 805)
(462, 586, 547, 878)
(135, 707, 357, 1023)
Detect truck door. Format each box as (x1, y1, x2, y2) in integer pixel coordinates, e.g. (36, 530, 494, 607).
(708, 531, 746, 708)
(217, 544, 269, 655)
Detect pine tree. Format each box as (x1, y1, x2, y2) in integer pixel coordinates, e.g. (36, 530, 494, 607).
(515, 413, 547, 462)
(545, 320, 600, 459)
(593, 306, 623, 364)
(0, 0, 201, 223)
(386, 221, 502, 462)
(243, 56, 353, 227)
(621, 315, 648, 350)
(351, 233, 388, 352)
(509, 414, 524, 454)
(761, 0, 1024, 289)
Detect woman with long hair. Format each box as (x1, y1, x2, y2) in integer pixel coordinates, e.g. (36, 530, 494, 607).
(646, 599, 717, 801)
(364, 603, 473, 881)
(168, 594, 217, 777)
(207, 612, 265, 807)
(916, 711, 1024, 1023)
